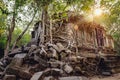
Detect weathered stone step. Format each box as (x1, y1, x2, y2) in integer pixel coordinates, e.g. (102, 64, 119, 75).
(104, 59, 117, 62)
(111, 68, 120, 73)
(108, 65, 120, 68)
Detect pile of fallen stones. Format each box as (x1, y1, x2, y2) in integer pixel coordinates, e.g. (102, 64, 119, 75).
(0, 42, 113, 80)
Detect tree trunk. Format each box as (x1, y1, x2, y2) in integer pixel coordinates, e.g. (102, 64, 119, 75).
(50, 19, 53, 43)
(4, 38, 10, 57)
(41, 9, 45, 44)
(39, 8, 48, 45)
(11, 10, 37, 51)
(4, 12, 15, 57)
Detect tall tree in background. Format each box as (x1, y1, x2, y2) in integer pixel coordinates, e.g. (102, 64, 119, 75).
(11, 1, 37, 51)
(3, 0, 38, 57)
(100, 0, 120, 53)
(0, 0, 7, 53)
(0, 0, 7, 36)
(4, 0, 25, 56)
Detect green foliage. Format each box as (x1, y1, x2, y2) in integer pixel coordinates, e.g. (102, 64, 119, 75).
(100, 0, 120, 26)
(34, 0, 54, 9)
(0, 0, 7, 35)
(17, 32, 30, 46)
(100, 0, 120, 53)
(11, 28, 30, 47)
(0, 1, 7, 51)
(48, 0, 68, 21)
(15, 0, 27, 8)
(0, 34, 6, 49)
(64, 0, 80, 5)
(113, 32, 120, 54)
(0, 27, 31, 49)
(64, 0, 94, 12)
(0, 0, 8, 14)
(52, 1, 67, 13)
(0, 14, 7, 30)
(1, 0, 35, 49)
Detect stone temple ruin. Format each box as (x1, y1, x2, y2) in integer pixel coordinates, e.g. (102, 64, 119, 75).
(0, 13, 120, 80)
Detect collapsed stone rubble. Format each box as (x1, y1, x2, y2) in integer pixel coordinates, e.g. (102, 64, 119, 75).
(0, 42, 120, 80)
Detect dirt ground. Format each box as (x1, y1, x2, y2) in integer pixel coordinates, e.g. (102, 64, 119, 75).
(90, 73, 120, 80)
